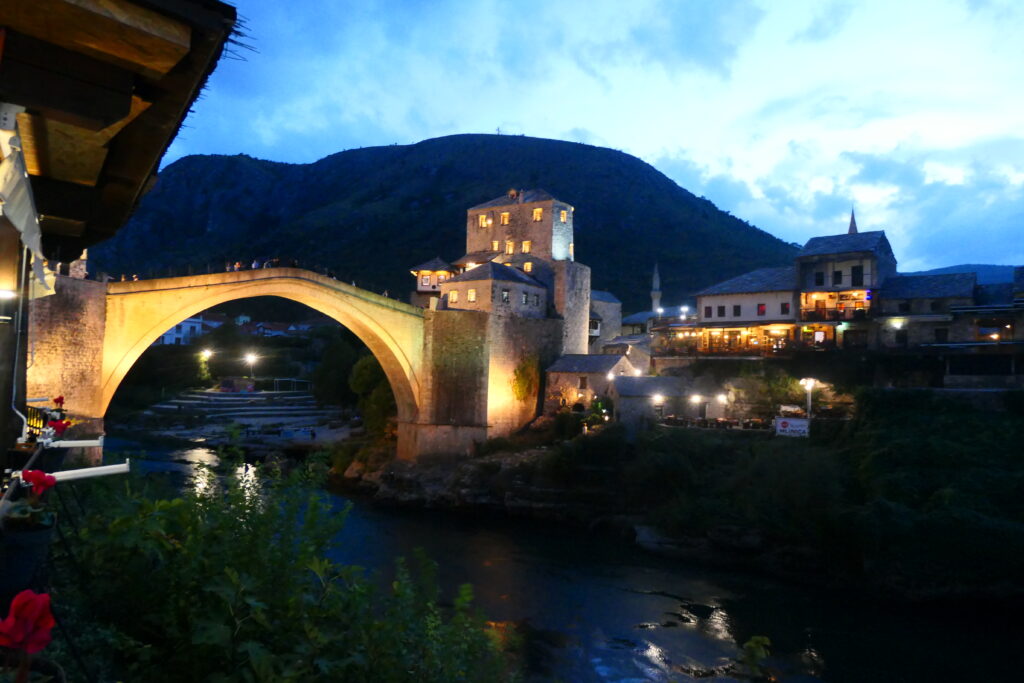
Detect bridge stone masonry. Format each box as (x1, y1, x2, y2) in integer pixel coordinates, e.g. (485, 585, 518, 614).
(28, 268, 563, 460)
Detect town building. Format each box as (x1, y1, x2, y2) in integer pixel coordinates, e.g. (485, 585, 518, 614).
(544, 354, 636, 413)
(650, 212, 1023, 386)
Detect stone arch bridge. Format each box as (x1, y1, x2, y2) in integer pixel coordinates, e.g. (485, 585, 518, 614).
(28, 269, 560, 459)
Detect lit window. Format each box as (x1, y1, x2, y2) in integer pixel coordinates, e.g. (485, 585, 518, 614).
(522, 240, 532, 253)
(437, 274, 446, 283)
(468, 288, 477, 302)
(524, 261, 533, 273)
(757, 303, 766, 316)
(500, 212, 510, 225)
(569, 243, 574, 258)
(420, 275, 430, 286)
(532, 208, 543, 221)
(521, 291, 528, 304)
(491, 240, 499, 251)
(449, 290, 459, 304)
(505, 241, 514, 255)
(501, 289, 510, 303)
(560, 210, 568, 223)
(477, 215, 487, 228)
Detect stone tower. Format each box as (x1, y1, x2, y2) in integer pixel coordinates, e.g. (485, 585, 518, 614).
(651, 263, 662, 312)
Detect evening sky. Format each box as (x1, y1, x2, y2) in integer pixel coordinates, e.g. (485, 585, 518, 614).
(167, 0, 1024, 271)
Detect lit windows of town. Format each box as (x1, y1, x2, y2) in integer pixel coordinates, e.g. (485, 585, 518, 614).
(505, 241, 515, 255)
(491, 240, 499, 251)
(477, 214, 488, 228)
(523, 261, 533, 273)
(522, 240, 532, 253)
(500, 212, 510, 225)
(560, 209, 568, 223)
(501, 289, 510, 303)
(420, 275, 430, 286)
(468, 288, 477, 303)
(569, 243, 574, 258)
(532, 207, 543, 222)
(449, 290, 459, 304)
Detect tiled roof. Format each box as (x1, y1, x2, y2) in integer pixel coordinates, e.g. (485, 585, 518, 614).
(611, 375, 685, 398)
(470, 189, 558, 210)
(695, 266, 796, 296)
(546, 354, 626, 374)
(591, 290, 621, 304)
(879, 273, 976, 299)
(798, 231, 892, 258)
(451, 251, 500, 267)
(410, 257, 454, 272)
(447, 262, 544, 286)
(622, 310, 656, 325)
(975, 283, 1014, 306)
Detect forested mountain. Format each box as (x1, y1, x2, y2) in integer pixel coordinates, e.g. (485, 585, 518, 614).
(91, 134, 796, 312)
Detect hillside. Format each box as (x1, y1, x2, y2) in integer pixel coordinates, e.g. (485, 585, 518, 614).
(908, 264, 1016, 284)
(90, 134, 796, 312)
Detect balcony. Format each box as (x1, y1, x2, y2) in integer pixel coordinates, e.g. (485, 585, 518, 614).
(800, 307, 868, 322)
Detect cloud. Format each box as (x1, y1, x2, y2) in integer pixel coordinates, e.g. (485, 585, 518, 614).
(791, 1, 855, 43)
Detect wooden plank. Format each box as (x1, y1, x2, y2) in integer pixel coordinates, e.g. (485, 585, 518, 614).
(30, 176, 97, 222)
(3, 0, 191, 79)
(0, 33, 134, 130)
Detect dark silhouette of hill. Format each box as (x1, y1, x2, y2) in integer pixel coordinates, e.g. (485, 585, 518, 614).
(90, 134, 796, 311)
(908, 264, 1015, 284)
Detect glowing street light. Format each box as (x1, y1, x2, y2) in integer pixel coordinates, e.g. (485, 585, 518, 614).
(799, 377, 816, 418)
(245, 352, 258, 378)
(656, 307, 664, 315)
(716, 393, 727, 404)
(652, 393, 665, 405)
(689, 394, 703, 404)
(680, 305, 689, 318)
(200, 349, 213, 361)
(606, 372, 615, 381)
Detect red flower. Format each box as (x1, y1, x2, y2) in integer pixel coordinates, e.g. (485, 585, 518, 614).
(0, 590, 55, 654)
(46, 420, 71, 437)
(51, 396, 64, 408)
(20, 470, 56, 497)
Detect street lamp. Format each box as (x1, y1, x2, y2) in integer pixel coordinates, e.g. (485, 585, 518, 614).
(200, 349, 213, 361)
(245, 352, 258, 378)
(799, 377, 816, 418)
(680, 305, 689, 318)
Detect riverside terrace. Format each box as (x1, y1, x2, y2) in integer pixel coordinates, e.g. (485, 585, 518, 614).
(647, 225, 1023, 387)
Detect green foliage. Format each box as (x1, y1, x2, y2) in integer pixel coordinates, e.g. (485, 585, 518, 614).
(510, 355, 539, 403)
(58, 467, 513, 682)
(736, 636, 772, 679)
(312, 335, 359, 405)
(349, 354, 397, 437)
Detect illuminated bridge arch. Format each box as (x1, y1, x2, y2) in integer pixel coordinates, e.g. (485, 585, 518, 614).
(100, 269, 425, 426)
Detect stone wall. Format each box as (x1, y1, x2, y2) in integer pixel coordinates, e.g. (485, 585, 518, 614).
(485, 313, 563, 435)
(421, 309, 489, 426)
(27, 276, 107, 417)
(552, 260, 591, 354)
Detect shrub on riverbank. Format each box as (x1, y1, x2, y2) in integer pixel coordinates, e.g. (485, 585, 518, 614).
(52, 463, 514, 681)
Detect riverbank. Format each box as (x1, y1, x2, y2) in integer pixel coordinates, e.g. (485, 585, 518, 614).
(337, 389, 1024, 604)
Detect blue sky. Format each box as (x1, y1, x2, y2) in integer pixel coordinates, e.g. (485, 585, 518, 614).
(169, 0, 1024, 271)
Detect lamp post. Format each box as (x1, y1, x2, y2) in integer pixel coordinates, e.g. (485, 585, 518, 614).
(245, 352, 258, 379)
(200, 349, 213, 361)
(799, 377, 816, 418)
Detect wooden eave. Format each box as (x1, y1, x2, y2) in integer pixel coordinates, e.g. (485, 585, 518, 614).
(0, 0, 236, 261)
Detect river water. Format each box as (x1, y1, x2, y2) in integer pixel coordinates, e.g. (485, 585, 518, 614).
(104, 435, 1017, 682)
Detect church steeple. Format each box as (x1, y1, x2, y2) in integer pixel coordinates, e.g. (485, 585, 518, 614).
(651, 263, 662, 312)
(848, 207, 858, 235)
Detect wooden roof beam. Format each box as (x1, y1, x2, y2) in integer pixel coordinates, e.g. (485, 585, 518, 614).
(2, 0, 190, 80)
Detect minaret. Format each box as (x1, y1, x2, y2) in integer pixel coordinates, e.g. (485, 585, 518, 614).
(848, 207, 858, 235)
(650, 263, 662, 312)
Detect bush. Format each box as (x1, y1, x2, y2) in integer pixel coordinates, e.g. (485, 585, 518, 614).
(58, 466, 513, 681)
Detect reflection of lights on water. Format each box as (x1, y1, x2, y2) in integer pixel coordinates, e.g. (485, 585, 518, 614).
(180, 447, 219, 465)
(704, 608, 733, 641)
(236, 464, 263, 505)
(802, 646, 826, 675)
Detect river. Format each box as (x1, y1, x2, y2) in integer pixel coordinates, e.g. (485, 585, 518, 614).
(103, 434, 1017, 682)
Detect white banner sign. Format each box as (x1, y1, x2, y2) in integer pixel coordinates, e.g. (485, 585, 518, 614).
(775, 417, 809, 437)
